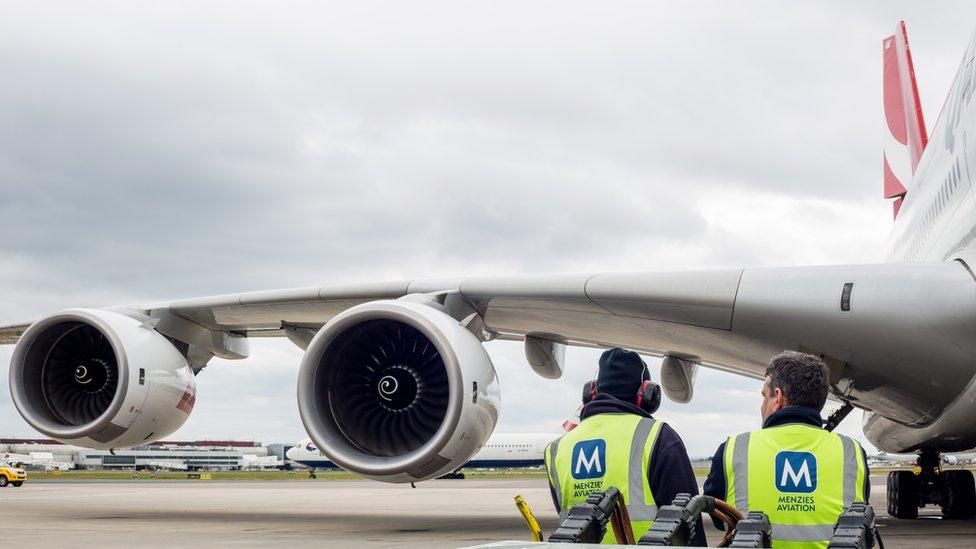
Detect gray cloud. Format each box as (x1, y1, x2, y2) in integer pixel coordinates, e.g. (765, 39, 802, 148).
(1, 1, 972, 454)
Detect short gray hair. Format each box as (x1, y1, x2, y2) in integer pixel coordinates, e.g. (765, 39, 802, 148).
(765, 351, 829, 411)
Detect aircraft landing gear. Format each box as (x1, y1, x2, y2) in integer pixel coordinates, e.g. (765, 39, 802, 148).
(887, 469, 918, 519)
(942, 470, 976, 519)
(887, 449, 976, 519)
(436, 471, 465, 480)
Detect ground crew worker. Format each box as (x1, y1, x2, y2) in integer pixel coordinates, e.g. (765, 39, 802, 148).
(545, 347, 705, 545)
(703, 351, 870, 548)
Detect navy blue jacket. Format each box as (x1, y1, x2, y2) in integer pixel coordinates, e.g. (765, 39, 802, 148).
(549, 394, 706, 546)
(702, 407, 871, 528)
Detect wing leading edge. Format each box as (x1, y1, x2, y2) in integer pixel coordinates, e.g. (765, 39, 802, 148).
(0, 323, 30, 344)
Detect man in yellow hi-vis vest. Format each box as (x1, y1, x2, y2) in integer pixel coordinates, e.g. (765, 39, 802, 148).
(703, 351, 870, 549)
(545, 348, 704, 545)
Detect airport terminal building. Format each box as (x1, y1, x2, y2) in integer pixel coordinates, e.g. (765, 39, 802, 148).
(0, 438, 285, 471)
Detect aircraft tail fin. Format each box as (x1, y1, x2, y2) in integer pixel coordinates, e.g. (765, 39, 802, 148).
(883, 21, 928, 219)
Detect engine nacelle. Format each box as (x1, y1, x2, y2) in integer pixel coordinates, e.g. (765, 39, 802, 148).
(297, 297, 500, 483)
(8, 309, 196, 449)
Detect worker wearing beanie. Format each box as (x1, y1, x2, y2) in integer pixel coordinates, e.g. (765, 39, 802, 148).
(545, 347, 705, 545)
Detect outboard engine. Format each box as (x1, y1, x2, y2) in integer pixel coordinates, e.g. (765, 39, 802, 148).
(8, 309, 196, 448)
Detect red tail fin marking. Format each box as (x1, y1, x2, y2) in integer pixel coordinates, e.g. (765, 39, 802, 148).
(882, 21, 928, 219)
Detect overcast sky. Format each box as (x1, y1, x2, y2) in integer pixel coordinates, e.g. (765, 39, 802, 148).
(2, 2, 976, 456)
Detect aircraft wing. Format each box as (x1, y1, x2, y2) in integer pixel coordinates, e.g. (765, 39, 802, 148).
(7, 262, 976, 381)
(6, 260, 976, 452)
(0, 323, 29, 344)
(134, 259, 976, 437)
(167, 280, 449, 336)
(160, 270, 767, 378)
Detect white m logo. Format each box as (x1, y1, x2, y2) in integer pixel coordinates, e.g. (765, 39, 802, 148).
(780, 458, 813, 489)
(575, 446, 603, 476)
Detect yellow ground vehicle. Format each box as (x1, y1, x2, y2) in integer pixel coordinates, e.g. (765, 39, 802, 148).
(0, 464, 27, 487)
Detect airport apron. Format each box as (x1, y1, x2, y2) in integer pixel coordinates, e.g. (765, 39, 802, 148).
(724, 423, 867, 549)
(545, 413, 663, 544)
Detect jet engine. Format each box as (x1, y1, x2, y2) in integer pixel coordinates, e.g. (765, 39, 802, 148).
(8, 308, 196, 449)
(297, 296, 499, 483)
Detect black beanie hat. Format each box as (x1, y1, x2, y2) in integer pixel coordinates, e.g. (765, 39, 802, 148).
(596, 347, 650, 401)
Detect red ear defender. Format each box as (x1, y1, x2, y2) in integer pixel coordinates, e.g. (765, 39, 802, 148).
(582, 379, 597, 405)
(636, 380, 662, 415)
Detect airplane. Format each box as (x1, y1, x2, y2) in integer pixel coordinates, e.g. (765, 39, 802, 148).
(2, 19, 976, 520)
(871, 452, 976, 466)
(286, 433, 556, 472)
(241, 454, 284, 470)
(942, 454, 976, 466)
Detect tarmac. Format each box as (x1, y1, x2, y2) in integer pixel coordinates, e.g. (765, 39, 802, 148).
(1, 476, 974, 548)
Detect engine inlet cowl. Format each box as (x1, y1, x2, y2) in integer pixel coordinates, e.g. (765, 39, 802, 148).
(8, 308, 196, 449)
(297, 297, 499, 483)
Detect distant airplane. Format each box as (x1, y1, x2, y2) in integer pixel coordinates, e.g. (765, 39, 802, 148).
(3, 18, 976, 520)
(287, 433, 556, 470)
(942, 454, 976, 466)
(872, 452, 976, 466)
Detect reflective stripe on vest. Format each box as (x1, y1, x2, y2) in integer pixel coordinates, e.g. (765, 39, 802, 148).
(546, 436, 562, 510)
(546, 414, 663, 544)
(724, 424, 866, 548)
(626, 417, 659, 521)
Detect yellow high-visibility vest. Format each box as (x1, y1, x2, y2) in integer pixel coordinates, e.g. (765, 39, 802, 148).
(545, 413, 663, 544)
(724, 423, 867, 549)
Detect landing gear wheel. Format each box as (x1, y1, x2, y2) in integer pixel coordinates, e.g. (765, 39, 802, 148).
(941, 470, 976, 519)
(436, 472, 465, 480)
(0, 477, 7, 488)
(887, 470, 919, 519)
(11, 482, 22, 487)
